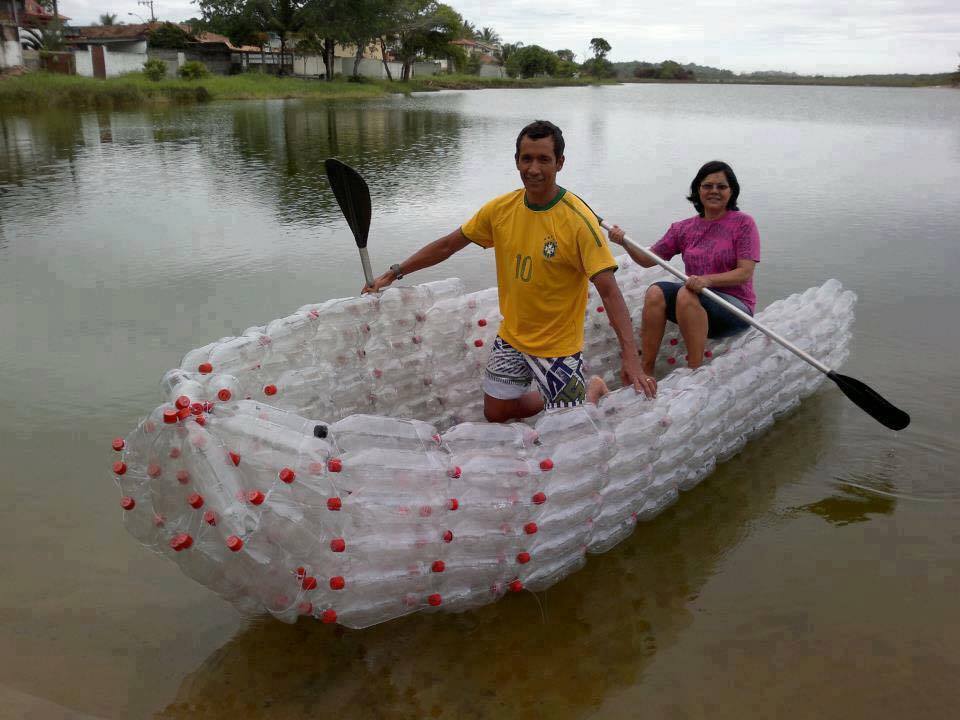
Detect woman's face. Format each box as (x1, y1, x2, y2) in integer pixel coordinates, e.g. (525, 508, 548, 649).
(698, 171, 732, 216)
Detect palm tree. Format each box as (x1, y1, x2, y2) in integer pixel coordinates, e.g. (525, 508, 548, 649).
(478, 26, 499, 45)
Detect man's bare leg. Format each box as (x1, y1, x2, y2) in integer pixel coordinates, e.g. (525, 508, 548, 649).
(484, 391, 544, 423)
(586, 375, 609, 405)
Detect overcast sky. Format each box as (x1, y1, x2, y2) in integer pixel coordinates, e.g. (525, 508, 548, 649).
(60, 0, 959, 75)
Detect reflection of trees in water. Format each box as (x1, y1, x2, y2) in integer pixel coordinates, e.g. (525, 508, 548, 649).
(0, 111, 85, 191)
(800, 483, 896, 526)
(217, 102, 466, 226)
(157, 409, 830, 720)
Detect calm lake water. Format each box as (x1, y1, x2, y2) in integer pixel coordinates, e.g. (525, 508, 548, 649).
(1, 83, 959, 719)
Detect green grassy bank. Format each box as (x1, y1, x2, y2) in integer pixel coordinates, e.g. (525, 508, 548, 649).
(0, 71, 611, 112)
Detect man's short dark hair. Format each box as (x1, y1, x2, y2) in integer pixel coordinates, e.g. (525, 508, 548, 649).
(515, 120, 565, 160)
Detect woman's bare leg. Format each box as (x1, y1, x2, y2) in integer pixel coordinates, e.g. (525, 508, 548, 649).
(640, 284, 667, 376)
(676, 287, 708, 368)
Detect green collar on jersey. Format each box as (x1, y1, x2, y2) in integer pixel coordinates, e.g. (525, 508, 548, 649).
(524, 186, 566, 211)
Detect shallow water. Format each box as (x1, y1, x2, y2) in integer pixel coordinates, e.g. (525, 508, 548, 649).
(1, 84, 958, 718)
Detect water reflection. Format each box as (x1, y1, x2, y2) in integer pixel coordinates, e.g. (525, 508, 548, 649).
(220, 100, 467, 226)
(157, 413, 828, 720)
(800, 484, 897, 526)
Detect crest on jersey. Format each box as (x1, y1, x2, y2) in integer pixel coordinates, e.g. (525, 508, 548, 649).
(543, 237, 557, 259)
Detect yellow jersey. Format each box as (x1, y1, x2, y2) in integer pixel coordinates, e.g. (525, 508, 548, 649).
(460, 187, 618, 357)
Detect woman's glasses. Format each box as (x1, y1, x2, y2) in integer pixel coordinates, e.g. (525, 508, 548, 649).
(700, 183, 730, 191)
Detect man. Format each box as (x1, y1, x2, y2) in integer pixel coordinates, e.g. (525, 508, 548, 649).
(363, 120, 655, 422)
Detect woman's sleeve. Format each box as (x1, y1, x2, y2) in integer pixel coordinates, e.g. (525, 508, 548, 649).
(650, 223, 679, 260)
(736, 215, 761, 262)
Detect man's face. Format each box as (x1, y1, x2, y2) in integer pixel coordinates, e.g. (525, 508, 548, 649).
(515, 135, 564, 195)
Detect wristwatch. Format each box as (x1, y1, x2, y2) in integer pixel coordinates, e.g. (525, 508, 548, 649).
(390, 263, 404, 280)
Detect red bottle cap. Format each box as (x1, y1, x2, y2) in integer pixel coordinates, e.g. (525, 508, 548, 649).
(177, 406, 191, 421)
(112, 437, 124, 451)
(195, 414, 206, 426)
(539, 458, 554, 471)
(327, 458, 342, 473)
(329, 576, 345, 590)
(263, 384, 277, 396)
(217, 388, 232, 401)
(447, 498, 459, 511)
(246, 490, 265, 505)
(298, 602, 313, 615)
(226, 535, 243, 551)
(509, 579, 524, 593)
(120, 496, 135, 511)
(163, 409, 179, 424)
(442, 530, 454, 543)
(667, 357, 676, 365)
(532, 492, 547, 505)
(198, 362, 213, 374)
(448, 466, 462, 479)
(229, 451, 240, 466)
(705, 350, 713, 358)
(427, 593, 442, 606)
(190, 402, 204, 415)
(187, 493, 203, 509)
(517, 552, 531, 564)
(279, 468, 295, 483)
(147, 463, 162, 478)
(524, 522, 538, 535)
(326, 497, 342, 511)
(169, 447, 181, 459)
(170, 533, 193, 551)
(321, 609, 337, 624)
(473, 339, 484, 347)
(597, 306, 605, 313)
(302, 576, 318, 591)
(478, 318, 487, 326)
(330, 537, 346, 552)
(669, 338, 678, 346)
(203, 510, 216, 525)
(175, 395, 190, 410)
(112, 461, 127, 476)
(431, 560, 446, 573)
(176, 469, 190, 484)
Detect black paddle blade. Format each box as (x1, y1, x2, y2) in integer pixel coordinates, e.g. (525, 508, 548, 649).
(827, 371, 910, 431)
(324, 158, 371, 249)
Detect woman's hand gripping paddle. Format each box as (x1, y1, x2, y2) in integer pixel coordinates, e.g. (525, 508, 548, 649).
(325, 159, 374, 288)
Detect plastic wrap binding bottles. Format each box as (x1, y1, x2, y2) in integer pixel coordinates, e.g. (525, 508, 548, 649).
(112, 265, 856, 628)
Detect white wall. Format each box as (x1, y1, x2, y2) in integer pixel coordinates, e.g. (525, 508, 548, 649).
(74, 43, 148, 78)
(2, 38, 23, 69)
(479, 64, 505, 79)
(292, 54, 402, 79)
(75, 46, 93, 76)
(106, 48, 147, 76)
(411, 61, 440, 77)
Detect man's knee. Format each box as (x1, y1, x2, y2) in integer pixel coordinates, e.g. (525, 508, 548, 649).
(483, 395, 513, 423)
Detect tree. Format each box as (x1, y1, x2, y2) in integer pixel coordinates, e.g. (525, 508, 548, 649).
(497, 41, 522, 64)
(98, 13, 118, 25)
(147, 22, 192, 49)
(460, 18, 477, 39)
(247, 0, 304, 75)
(589, 37, 610, 60)
(478, 26, 499, 45)
(555, 49, 575, 63)
(505, 44, 558, 78)
(390, 0, 462, 81)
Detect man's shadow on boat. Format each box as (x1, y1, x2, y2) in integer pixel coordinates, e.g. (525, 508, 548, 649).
(157, 392, 892, 719)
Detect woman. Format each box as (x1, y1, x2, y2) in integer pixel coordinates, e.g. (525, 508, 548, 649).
(608, 160, 759, 378)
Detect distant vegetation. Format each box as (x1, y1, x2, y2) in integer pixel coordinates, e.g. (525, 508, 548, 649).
(612, 60, 954, 87)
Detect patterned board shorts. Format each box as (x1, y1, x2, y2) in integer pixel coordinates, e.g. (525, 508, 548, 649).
(482, 336, 586, 410)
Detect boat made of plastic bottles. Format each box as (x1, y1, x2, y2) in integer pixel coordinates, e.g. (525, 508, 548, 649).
(111, 256, 855, 628)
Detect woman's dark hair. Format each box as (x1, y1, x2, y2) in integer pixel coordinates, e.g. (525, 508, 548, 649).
(515, 120, 565, 160)
(687, 160, 740, 217)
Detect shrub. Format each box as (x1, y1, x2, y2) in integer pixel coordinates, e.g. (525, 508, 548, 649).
(143, 58, 167, 81)
(178, 61, 209, 80)
(148, 22, 191, 50)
